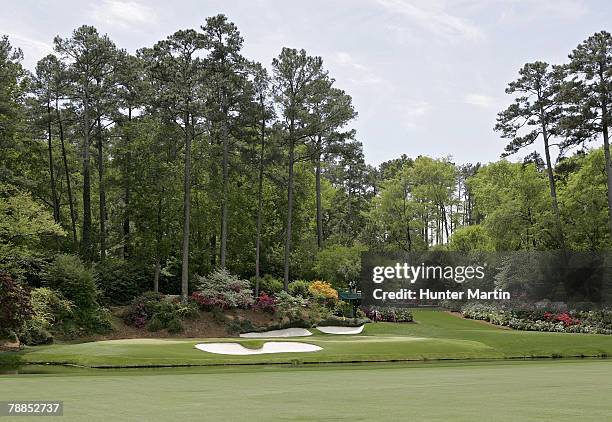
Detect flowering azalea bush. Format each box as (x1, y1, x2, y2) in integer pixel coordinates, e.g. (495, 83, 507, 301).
(254, 292, 276, 314)
(543, 312, 580, 327)
(193, 269, 254, 310)
(460, 302, 612, 334)
(308, 280, 338, 302)
(123, 291, 164, 328)
(0, 271, 32, 339)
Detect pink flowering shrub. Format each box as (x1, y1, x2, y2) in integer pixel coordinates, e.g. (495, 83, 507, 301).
(192, 269, 254, 310)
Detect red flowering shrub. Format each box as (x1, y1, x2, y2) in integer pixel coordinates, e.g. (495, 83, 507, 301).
(0, 271, 32, 337)
(545, 312, 580, 327)
(123, 291, 164, 327)
(254, 292, 276, 314)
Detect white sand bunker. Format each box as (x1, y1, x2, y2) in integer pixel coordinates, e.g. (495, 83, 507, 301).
(316, 325, 365, 335)
(239, 328, 312, 338)
(195, 342, 322, 355)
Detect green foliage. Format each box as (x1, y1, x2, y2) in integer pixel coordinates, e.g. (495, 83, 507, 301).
(274, 291, 308, 321)
(42, 254, 111, 335)
(124, 292, 195, 333)
(95, 259, 146, 305)
(333, 300, 354, 318)
(20, 287, 74, 345)
(313, 244, 365, 287)
(448, 225, 494, 252)
(0, 184, 65, 279)
(147, 301, 183, 333)
(250, 274, 283, 295)
(43, 254, 98, 310)
(468, 161, 551, 250)
(123, 291, 165, 327)
(288, 280, 311, 298)
(559, 149, 610, 250)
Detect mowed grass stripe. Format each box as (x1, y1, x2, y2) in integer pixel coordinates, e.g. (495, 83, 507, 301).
(1, 361, 611, 421)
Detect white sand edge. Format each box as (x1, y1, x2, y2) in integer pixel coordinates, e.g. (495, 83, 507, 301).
(195, 342, 322, 355)
(316, 325, 365, 335)
(239, 328, 312, 338)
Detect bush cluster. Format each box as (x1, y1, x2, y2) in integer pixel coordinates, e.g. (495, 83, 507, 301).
(42, 254, 111, 336)
(460, 302, 612, 334)
(123, 291, 198, 333)
(308, 280, 339, 301)
(0, 271, 32, 339)
(250, 274, 284, 295)
(95, 259, 148, 305)
(20, 287, 74, 345)
(192, 269, 254, 310)
(360, 306, 413, 322)
(254, 292, 276, 313)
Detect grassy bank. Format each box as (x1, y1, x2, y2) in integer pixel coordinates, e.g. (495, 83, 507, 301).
(17, 310, 612, 367)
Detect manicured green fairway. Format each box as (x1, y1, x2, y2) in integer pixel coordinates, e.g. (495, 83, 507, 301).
(19, 310, 612, 367)
(1, 360, 611, 421)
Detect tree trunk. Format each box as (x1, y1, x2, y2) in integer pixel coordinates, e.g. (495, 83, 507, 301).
(81, 92, 92, 261)
(602, 109, 612, 242)
(97, 117, 106, 261)
(442, 204, 449, 242)
(315, 135, 324, 249)
(154, 257, 160, 293)
(254, 97, 266, 298)
(402, 184, 412, 251)
(46, 100, 60, 223)
(154, 187, 164, 293)
(541, 120, 565, 249)
(283, 130, 295, 290)
(181, 114, 192, 302)
(220, 114, 229, 268)
(56, 99, 77, 246)
(123, 107, 132, 259)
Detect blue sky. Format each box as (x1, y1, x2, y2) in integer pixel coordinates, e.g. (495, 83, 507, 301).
(2, 0, 610, 165)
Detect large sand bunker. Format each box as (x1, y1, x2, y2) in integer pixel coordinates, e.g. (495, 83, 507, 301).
(195, 342, 322, 355)
(316, 325, 365, 335)
(239, 328, 312, 338)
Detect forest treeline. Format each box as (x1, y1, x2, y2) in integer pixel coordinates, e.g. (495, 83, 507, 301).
(2, 16, 612, 299)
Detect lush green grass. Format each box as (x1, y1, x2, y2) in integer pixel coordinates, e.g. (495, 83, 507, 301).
(18, 310, 612, 367)
(1, 360, 611, 421)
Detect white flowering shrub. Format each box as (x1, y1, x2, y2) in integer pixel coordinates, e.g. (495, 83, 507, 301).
(192, 269, 254, 310)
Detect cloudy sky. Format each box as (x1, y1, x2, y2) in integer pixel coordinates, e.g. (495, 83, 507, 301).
(2, 0, 609, 165)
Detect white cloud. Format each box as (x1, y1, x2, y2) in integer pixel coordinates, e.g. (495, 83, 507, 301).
(335, 52, 368, 71)
(397, 100, 432, 129)
(5, 32, 52, 56)
(3, 32, 53, 69)
(374, 0, 484, 42)
(332, 51, 386, 86)
(463, 93, 495, 108)
(499, 0, 588, 23)
(92, 0, 158, 28)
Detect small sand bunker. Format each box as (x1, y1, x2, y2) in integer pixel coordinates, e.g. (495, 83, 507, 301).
(239, 328, 312, 338)
(195, 342, 322, 355)
(316, 325, 365, 335)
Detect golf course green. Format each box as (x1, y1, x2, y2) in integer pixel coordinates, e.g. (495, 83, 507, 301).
(3, 310, 612, 421)
(16, 310, 612, 367)
(1, 361, 610, 421)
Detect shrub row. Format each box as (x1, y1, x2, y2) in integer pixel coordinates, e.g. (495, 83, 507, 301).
(460, 302, 612, 334)
(360, 306, 413, 322)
